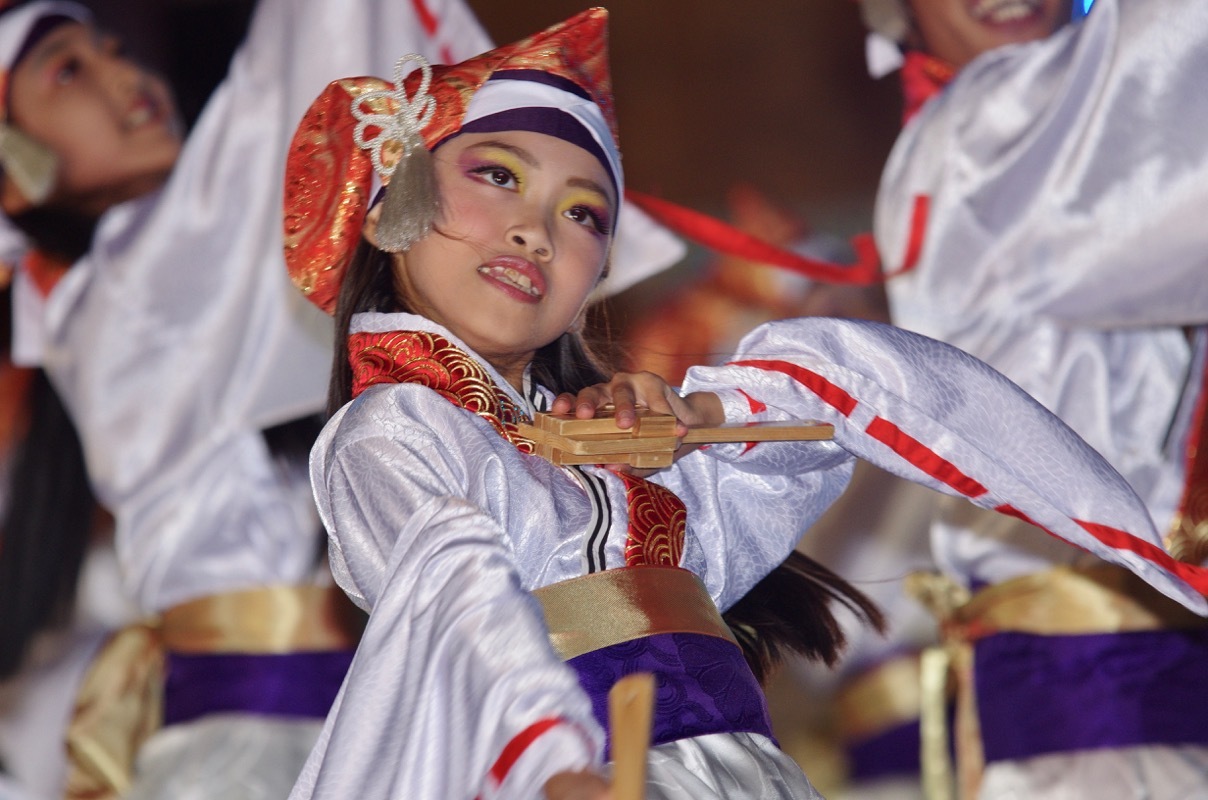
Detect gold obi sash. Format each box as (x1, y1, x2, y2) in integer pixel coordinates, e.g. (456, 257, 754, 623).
(64, 585, 362, 800)
(835, 652, 924, 747)
(908, 565, 1208, 800)
(531, 567, 736, 661)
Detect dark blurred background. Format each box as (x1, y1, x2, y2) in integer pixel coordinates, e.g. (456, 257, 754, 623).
(88, 0, 901, 233)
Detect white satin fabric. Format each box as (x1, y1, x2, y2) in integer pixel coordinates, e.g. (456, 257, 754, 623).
(123, 717, 326, 800)
(22, 0, 490, 797)
(979, 745, 1208, 800)
(36, 0, 490, 615)
(876, 0, 1208, 586)
(0, 539, 136, 800)
(874, 0, 1208, 793)
(293, 312, 1186, 799)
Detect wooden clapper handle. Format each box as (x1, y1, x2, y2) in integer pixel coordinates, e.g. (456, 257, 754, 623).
(609, 672, 655, 800)
(520, 412, 834, 469)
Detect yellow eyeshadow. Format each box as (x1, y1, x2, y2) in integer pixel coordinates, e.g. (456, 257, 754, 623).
(467, 147, 526, 176)
(562, 188, 609, 213)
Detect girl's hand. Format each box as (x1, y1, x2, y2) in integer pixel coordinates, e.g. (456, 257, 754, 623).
(551, 372, 724, 472)
(543, 769, 612, 800)
(552, 372, 723, 433)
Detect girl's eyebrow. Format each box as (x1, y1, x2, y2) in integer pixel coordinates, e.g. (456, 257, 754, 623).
(29, 32, 74, 69)
(466, 140, 537, 167)
(568, 177, 614, 205)
(27, 24, 101, 71)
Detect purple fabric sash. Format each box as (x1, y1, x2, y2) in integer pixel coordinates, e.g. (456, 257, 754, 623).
(164, 650, 354, 726)
(974, 628, 1208, 763)
(566, 631, 774, 758)
(846, 718, 922, 781)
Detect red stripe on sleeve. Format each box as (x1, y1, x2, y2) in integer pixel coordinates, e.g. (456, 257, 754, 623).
(898, 194, 930, 275)
(1076, 520, 1208, 594)
(736, 388, 766, 414)
(993, 504, 1035, 526)
(485, 717, 565, 790)
(999, 508, 1208, 596)
(728, 359, 859, 416)
(866, 417, 988, 498)
(410, 0, 439, 35)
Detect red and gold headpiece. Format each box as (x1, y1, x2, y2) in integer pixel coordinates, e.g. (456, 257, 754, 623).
(283, 7, 618, 314)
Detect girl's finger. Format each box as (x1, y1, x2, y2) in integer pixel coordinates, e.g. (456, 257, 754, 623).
(609, 383, 639, 429)
(573, 386, 610, 418)
(551, 392, 578, 415)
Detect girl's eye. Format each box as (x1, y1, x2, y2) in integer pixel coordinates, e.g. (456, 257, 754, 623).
(470, 165, 518, 190)
(54, 58, 81, 86)
(566, 205, 611, 236)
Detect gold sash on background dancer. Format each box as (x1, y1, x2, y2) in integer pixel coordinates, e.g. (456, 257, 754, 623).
(64, 585, 362, 800)
(833, 652, 924, 754)
(907, 564, 1208, 800)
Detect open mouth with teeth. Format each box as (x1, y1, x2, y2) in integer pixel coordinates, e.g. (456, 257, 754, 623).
(478, 264, 544, 298)
(124, 85, 172, 132)
(125, 103, 154, 129)
(969, 0, 1045, 24)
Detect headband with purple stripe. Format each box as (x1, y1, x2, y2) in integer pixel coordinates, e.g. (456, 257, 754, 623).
(1, 1, 90, 116)
(456, 69, 622, 196)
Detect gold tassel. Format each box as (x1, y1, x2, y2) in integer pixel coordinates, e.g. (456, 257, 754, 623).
(0, 123, 57, 205)
(375, 129, 437, 253)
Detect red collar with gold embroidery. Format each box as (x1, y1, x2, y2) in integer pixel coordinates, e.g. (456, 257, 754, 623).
(346, 327, 686, 567)
(348, 328, 534, 454)
(900, 50, 956, 125)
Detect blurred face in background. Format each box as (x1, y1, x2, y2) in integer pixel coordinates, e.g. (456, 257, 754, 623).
(5, 20, 181, 217)
(907, 0, 1073, 69)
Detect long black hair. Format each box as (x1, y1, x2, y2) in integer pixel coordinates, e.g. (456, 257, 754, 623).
(332, 239, 884, 682)
(0, 203, 100, 678)
(0, 367, 97, 678)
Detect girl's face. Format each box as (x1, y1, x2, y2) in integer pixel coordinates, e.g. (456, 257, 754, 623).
(376, 130, 615, 387)
(907, 0, 1072, 70)
(3, 21, 181, 217)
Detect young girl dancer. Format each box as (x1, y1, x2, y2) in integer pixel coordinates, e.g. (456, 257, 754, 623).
(283, 9, 1208, 799)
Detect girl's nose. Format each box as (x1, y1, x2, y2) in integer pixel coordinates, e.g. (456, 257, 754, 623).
(101, 50, 143, 97)
(511, 232, 550, 259)
(509, 213, 554, 260)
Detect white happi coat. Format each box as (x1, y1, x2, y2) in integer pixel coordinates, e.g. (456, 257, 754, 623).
(293, 312, 1199, 800)
(874, 0, 1208, 794)
(876, 0, 1208, 580)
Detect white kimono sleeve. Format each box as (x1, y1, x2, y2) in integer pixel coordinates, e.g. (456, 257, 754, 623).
(678, 318, 1208, 614)
(650, 399, 855, 613)
(36, 0, 491, 611)
(294, 386, 601, 800)
(875, 0, 1208, 330)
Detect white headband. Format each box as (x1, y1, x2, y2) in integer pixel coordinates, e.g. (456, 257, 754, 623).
(462, 77, 624, 196)
(0, 1, 90, 74)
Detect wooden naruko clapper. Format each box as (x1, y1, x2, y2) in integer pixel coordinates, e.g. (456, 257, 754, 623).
(518, 410, 834, 469)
